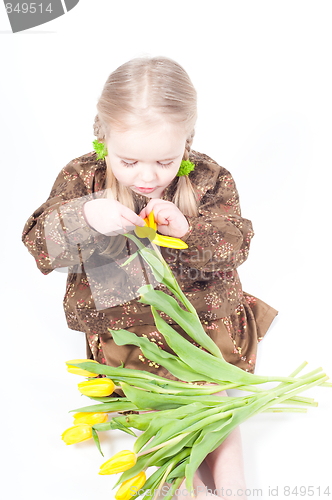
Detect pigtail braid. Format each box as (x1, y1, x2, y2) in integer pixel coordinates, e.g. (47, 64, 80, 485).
(93, 114, 106, 142)
(182, 129, 196, 161)
(172, 128, 199, 218)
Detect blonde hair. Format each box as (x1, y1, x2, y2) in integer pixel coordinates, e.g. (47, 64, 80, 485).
(93, 56, 199, 257)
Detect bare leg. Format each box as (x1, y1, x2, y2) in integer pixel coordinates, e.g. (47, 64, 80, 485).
(205, 426, 247, 499)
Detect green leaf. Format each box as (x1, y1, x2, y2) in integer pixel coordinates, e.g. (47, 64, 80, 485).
(185, 425, 230, 492)
(112, 410, 177, 432)
(153, 446, 191, 469)
(110, 420, 137, 437)
(120, 382, 231, 411)
(92, 420, 137, 437)
(139, 248, 181, 293)
(162, 476, 185, 500)
(120, 382, 186, 411)
(151, 308, 270, 385)
(139, 248, 168, 282)
(167, 457, 190, 481)
(133, 403, 208, 453)
(70, 359, 196, 386)
(69, 401, 139, 413)
(126, 233, 198, 316)
(139, 288, 223, 359)
(110, 328, 214, 383)
(131, 460, 174, 500)
(91, 428, 104, 457)
(119, 250, 139, 267)
(138, 406, 221, 454)
(129, 452, 184, 500)
(144, 431, 199, 466)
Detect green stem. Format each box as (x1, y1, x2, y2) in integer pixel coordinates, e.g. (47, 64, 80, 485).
(162, 476, 186, 500)
(137, 433, 190, 458)
(152, 460, 176, 500)
(263, 407, 307, 413)
(234, 362, 319, 394)
(281, 396, 317, 406)
(150, 241, 199, 317)
(252, 374, 328, 417)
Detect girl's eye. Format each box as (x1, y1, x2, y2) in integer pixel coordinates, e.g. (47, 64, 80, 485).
(121, 160, 137, 167)
(158, 161, 173, 168)
(121, 160, 173, 168)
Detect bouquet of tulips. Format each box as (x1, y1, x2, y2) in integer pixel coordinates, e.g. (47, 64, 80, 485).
(62, 211, 330, 500)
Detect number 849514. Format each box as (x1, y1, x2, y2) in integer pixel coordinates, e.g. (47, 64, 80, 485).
(5, 3, 53, 14)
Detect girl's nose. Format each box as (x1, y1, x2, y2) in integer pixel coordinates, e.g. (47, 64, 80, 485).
(139, 165, 157, 183)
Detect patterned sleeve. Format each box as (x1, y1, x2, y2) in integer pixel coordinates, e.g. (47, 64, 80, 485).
(178, 168, 254, 273)
(21, 161, 103, 275)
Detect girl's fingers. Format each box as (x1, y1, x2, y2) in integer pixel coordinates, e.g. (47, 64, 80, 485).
(143, 206, 174, 225)
(155, 208, 174, 225)
(120, 215, 141, 231)
(119, 205, 145, 227)
(155, 214, 169, 226)
(140, 199, 173, 219)
(104, 216, 138, 236)
(139, 207, 146, 219)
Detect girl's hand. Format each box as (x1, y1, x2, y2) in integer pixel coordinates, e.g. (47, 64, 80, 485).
(139, 199, 189, 238)
(83, 199, 145, 236)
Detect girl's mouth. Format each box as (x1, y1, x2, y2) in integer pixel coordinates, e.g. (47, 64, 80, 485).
(134, 187, 155, 193)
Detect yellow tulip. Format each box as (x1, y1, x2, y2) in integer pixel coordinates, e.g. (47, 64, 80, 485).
(61, 423, 92, 445)
(77, 378, 115, 397)
(73, 412, 108, 426)
(99, 450, 137, 475)
(134, 210, 188, 249)
(115, 471, 146, 500)
(66, 359, 99, 377)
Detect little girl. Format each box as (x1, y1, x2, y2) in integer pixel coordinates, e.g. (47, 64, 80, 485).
(22, 56, 278, 499)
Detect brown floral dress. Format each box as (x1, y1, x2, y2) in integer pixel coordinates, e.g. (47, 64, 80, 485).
(22, 149, 278, 396)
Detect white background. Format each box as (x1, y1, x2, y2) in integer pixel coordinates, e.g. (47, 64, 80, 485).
(1, 1, 331, 499)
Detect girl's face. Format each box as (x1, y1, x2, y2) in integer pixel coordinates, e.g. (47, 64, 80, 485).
(105, 120, 188, 199)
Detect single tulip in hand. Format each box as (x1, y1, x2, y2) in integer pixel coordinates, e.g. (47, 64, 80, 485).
(139, 200, 189, 239)
(134, 209, 188, 249)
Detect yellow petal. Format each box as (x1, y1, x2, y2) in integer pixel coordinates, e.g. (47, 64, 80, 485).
(66, 359, 99, 377)
(61, 423, 92, 445)
(99, 450, 137, 475)
(73, 412, 108, 426)
(148, 210, 157, 231)
(78, 378, 115, 397)
(115, 471, 146, 500)
(152, 233, 188, 249)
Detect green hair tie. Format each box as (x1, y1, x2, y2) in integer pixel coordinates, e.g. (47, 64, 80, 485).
(93, 140, 195, 177)
(177, 159, 195, 177)
(93, 139, 108, 160)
